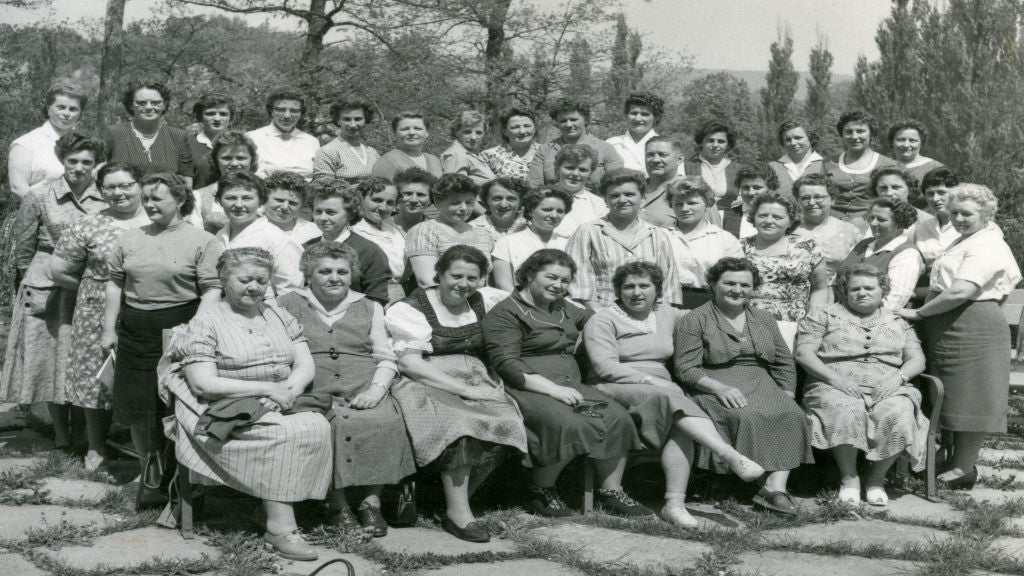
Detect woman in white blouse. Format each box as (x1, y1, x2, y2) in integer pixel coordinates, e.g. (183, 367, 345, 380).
(351, 177, 407, 303)
(8, 81, 86, 197)
(682, 120, 742, 208)
(899, 184, 1022, 489)
(768, 120, 826, 198)
(492, 187, 572, 292)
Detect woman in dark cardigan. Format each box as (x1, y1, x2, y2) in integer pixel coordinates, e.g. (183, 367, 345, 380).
(102, 81, 193, 186)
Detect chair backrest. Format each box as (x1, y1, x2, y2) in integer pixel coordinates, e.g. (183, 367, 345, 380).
(914, 374, 944, 434)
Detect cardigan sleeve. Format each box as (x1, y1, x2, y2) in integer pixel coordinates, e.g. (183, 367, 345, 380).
(353, 240, 391, 306)
(481, 302, 534, 389)
(672, 310, 711, 387)
(583, 312, 646, 384)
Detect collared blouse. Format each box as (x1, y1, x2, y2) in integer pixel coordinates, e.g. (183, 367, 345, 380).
(929, 222, 1021, 301)
(215, 217, 304, 295)
(245, 124, 320, 178)
(441, 140, 497, 186)
(7, 121, 64, 197)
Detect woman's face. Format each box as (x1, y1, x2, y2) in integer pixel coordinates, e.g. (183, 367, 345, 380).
(99, 170, 142, 215)
(618, 273, 658, 315)
(220, 186, 261, 227)
(201, 106, 231, 137)
(309, 256, 352, 304)
(62, 150, 97, 188)
(557, 159, 593, 194)
(671, 193, 708, 228)
(876, 174, 910, 203)
(436, 192, 476, 225)
(47, 95, 83, 133)
(264, 189, 303, 226)
(456, 121, 486, 153)
(841, 121, 871, 153)
(438, 259, 482, 304)
(782, 126, 811, 161)
(485, 184, 520, 223)
(949, 199, 986, 235)
(142, 183, 183, 227)
(216, 145, 254, 175)
(753, 202, 791, 241)
(132, 88, 166, 122)
(712, 270, 754, 309)
(700, 131, 729, 163)
(797, 185, 832, 220)
(867, 205, 898, 238)
(223, 262, 271, 310)
(338, 108, 367, 140)
(361, 185, 398, 227)
(398, 183, 431, 216)
(503, 115, 536, 147)
(556, 111, 587, 141)
(605, 182, 642, 221)
(891, 128, 922, 163)
(527, 263, 573, 305)
(738, 177, 770, 206)
(845, 274, 884, 315)
(626, 105, 656, 136)
(924, 185, 950, 216)
(395, 118, 428, 150)
(270, 99, 303, 133)
(529, 197, 567, 234)
(313, 196, 351, 236)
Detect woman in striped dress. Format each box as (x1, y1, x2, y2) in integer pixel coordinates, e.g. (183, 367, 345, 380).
(312, 99, 381, 184)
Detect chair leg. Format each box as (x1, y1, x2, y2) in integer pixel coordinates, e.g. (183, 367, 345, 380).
(179, 463, 194, 539)
(583, 458, 594, 513)
(926, 432, 938, 502)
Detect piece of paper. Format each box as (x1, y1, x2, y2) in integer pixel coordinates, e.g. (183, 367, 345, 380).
(97, 351, 116, 389)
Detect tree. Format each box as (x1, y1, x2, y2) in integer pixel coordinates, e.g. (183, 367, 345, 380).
(804, 35, 839, 155)
(98, 0, 127, 126)
(759, 29, 798, 129)
(566, 38, 592, 103)
(679, 72, 758, 163)
(604, 13, 643, 112)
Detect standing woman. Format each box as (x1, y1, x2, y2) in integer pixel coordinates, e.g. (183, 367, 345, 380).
(103, 81, 193, 186)
(8, 80, 86, 198)
(491, 187, 572, 292)
(913, 167, 960, 267)
(469, 177, 529, 244)
(605, 92, 665, 174)
(481, 107, 542, 185)
(441, 110, 497, 186)
(539, 99, 624, 187)
(262, 171, 321, 245)
(393, 168, 437, 234)
(50, 163, 150, 470)
(550, 145, 607, 240)
(351, 177, 408, 303)
(1, 133, 108, 454)
(791, 173, 861, 291)
(899, 184, 1022, 488)
(870, 166, 933, 233)
(188, 130, 259, 234)
(888, 120, 944, 186)
(682, 120, 743, 207)
(828, 110, 897, 232)
(768, 120, 826, 198)
(371, 111, 442, 180)
(246, 88, 320, 178)
(188, 93, 234, 190)
(838, 198, 923, 311)
(313, 99, 382, 183)
(102, 172, 223, 508)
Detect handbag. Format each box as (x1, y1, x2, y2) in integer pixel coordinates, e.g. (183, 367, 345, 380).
(383, 478, 417, 526)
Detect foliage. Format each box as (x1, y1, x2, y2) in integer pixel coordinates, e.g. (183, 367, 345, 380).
(803, 35, 842, 157)
(758, 29, 799, 153)
(673, 72, 759, 164)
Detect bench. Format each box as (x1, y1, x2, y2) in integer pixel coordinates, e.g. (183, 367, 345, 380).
(1007, 289, 1024, 359)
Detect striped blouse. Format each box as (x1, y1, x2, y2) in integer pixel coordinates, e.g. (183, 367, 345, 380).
(312, 137, 381, 182)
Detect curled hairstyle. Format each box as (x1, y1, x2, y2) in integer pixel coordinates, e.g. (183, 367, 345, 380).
(121, 81, 171, 116)
(747, 192, 800, 233)
(776, 119, 819, 148)
(192, 92, 234, 122)
(870, 197, 918, 230)
(921, 167, 959, 192)
(521, 187, 573, 220)
(329, 98, 375, 124)
(694, 119, 737, 151)
(950, 183, 999, 222)
(599, 169, 646, 198)
(836, 110, 879, 140)
(141, 172, 195, 216)
(216, 171, 267, 204)
(311, 177, 362, 225)
(622, 92, 664, 122)
(390, 110, 430, 132)
(548, 99, 591, 123)
(97, 162, 144, 189)
(42, 80, 88, 118)
(263, 171, 309, 205)
(837, 263, 890, 304)
(645, 135, 685, 154)
(870, 166, 919, 202)
(355, 176, 395, 199)
(300, 241, 361, 284)
(887, 119, 928, 148)
(55, 132, 105, 163)
(264, 88, 306, 116)
(435, 244, 489, 280)
(480, 177, 530, 207)
(209, 130, 259, 182)
(792, 172, 836, 199)
(706, 257, 761, 290)
(612, 261, 665, 299)
(555, 144, 597, 171)
(667, 176, 715, 208)
(217, 247, 275, 285)
(430, 173, 478, 206)
(450, 110, 487, 139)
(498, 106, 537, 142)
(734, 163, 779, 191)
(515, 248, 577, 289)
(394, 167, 437, 191)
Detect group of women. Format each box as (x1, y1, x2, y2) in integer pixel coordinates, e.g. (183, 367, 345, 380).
(3, 80, 1021, 561)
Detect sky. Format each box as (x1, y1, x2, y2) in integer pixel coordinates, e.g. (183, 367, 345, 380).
(0, 0, 894, 75)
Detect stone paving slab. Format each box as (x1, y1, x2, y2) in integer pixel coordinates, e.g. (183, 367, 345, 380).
(0, 505, 114, 542)
(0, 408, 25, 430)
(882, 494, 963, 525)
(687, 501, 745, 529)
(734, 550, 918, 576)
(763, 519, 949, 550)
(375, 526, 516, 556)
(981, 448, 1024, 463)
(991, 536, 1024, 561)
(279, 547, 385, 576)
(37, 526, 220, 571)
(980, 465, 1024, 483)
(0, 457, 41, 474)
(420, 558, 585, 575)
(0, 553, 47, 576)
(965, 488, 1024, 507)
(531, 523, 712, 573)
(40, 477, 117, 504)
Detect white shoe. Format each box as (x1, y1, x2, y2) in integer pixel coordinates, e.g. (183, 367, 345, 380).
(865, 486, 888, 507)
(84, 451, 106, 472)
(837, 482, 861, 505)
(661, 502, 699, 528)
(728, 455, 766, 483)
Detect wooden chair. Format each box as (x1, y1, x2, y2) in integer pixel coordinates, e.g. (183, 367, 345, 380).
(160, 329, 201, 540)
(894, 374, 944, 501)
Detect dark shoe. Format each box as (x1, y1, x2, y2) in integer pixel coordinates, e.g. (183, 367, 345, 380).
(358, 503, 388, 537)
(597, 488, 655, 517)
(441, 517, 490, 543)
(524, 486, 574, 517)
(263, 530, 318, 561)
(752, 488, 800, 516)
(940, 467, 978, 490)
(327, 506, 360, 531)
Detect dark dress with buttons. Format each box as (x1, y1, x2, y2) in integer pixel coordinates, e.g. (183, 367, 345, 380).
(279, 292, 415, 488)
(482, 293, 642, 466)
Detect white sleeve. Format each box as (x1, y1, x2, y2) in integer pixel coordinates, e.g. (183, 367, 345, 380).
(882, 249, 924, 310)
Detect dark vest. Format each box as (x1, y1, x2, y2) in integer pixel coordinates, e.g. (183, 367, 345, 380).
(837, 237, 919, 279)
(403, 289, 487, 358)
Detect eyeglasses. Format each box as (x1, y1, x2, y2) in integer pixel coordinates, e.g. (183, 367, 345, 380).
(272, 106, 302, 115)
(133, 100, 164, 108)
(101, 182, 138, 192)
(798, 195, 831, 204)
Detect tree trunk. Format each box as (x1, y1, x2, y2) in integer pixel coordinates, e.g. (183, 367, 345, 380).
(483, 0, 512, 130)
(299, 0, 329, 102)
(98, 0, 127, 127)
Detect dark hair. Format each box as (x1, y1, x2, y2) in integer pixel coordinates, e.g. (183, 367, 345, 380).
(870, 166, 919, 203)
(121, 81, 171, 116)
(209, 130, 259, 182)
(217, 247, 274, 285)
(300, 241, 361, 284)
(390, 110, 430, 132)
(920, 167, 959, 192)
(837, 263, 889, 303)
(705, 257, 761, 290)
(776, 119, 819, 148)
(355, 176, 395, 199)
(263, 171, 309, 204)
(329, 98, 375, 124)
(694, 119, 737, 151)
(310, 177, 361, 225)
(555, 144, 597, 171)
(612, 261, 665, 300)
(792, 172, 836, 199)
(666, 176, 715, 208)
(521, 188, 574, 221)
(450, 110, 487, 139)
(622, 92, 664, 122)
(394, 167, 437, 191)
(265, 88, 306, 116)
(645, 135, 685, 153)
(836, 110, 879, 141)
(869, 197, 918, 230)
(431, 173, 478, 206)
(733, 163, 779, 191)
(498, 107, 537, 142)
(748, 192, 799, 233)
(54, 132, 105, 162)
(140, 172, 195, 216)
(436, 244, 489, 279)
(480, 177, 530, 207)
(548, 99, 591, 123)
(96, 162, 144, 189)
(192, 92, 234, 122)
(599, 169, 646, 198)
(216, 171, 267, 204)
(887, 119, 928, 148)
(42, 80, 87, 118)
(515, 248, 577, 288)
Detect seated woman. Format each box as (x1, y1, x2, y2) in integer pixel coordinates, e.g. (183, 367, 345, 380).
(491, 187, 573, 292)
(551, 144, 608, 240)
(469, 177, 529, 243)
(673, 257, 813, 515)
(837, 198, 923, 310)
(796, 264, 927, 506)
(161, 247, 332, 561)
(384, 245, 527, 544)
(279, 242, 415, 536)
(584, 261, 766, 526)
(483, 249, 651, 519)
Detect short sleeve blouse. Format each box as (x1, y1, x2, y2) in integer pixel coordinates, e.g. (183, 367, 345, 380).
(741, 234, 825, 322)
(930, 223, 1022, 300)
(385, 287, 507, 355)
(404, 219, 494, 261)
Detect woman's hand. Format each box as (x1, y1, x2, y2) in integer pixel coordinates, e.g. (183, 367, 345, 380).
(648, 377, 679, 390)
(265, 387, 296, 411)
(874, 373, 904, 400)
(547, 385, 584, 406)
(459, 385, 505, 402)
(829, 377, 861, 397)
(259, 397, 282, 411)
(714, 386, 748, 408)
(349, 385, 387, 409)
(897, 308, 921, 321)
(100, 330, 117, 354)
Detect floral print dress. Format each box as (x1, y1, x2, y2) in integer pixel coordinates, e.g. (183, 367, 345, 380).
(741, 235, 825, 322)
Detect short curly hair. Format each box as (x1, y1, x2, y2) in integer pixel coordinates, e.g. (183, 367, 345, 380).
(311, 177, 361, 225)
(548, 99, 591, 123)
(450, 110, 487, 139)
(300, 241, 361, 285)
(480, 177, 530, 208)
(141, 172, 195, 217)
(394, 167, 437, 191)
(521, 188, 573, 221)
(555, 144, 597, 171)
(209, 130, 259, 182)
(622, 92, 665, 122)
(430, 173, 478, 206)
(264, 88, 306, 116)
(355, 176, 395, 199)
(666, 176, 715, 208)
(776, 119, 819, 148)
(436, 245, 489, 280)
(950, 183, 999, 222)
(217, 247, 275, 287)
(612, 261, 665, 300)
(329, 98, 375, 125)
(192, 92, 234, 122)
(870, 197, 918, 230)
(390, 110, 430, 132)
(921, 167, 959, 192)
(837, 263, 890, 304)
(887, 119, 928, 148)
(121, 81, 171, 116)
(705, 257, 761, 290)
(734, 163, 779, 191)
(836, 110, 879, 141)
(217, 171, 267, 204)
(263, 171, 309, 204)
(599, 169, 646, 198)
(792, 172, 836, 199)
(693, 119, 737, 151)
(54, 132, 105, 163)
(870, 166, 919, 203)
(497, 107, 537, 143)
(515, 248, 577, 289)
(97, 162, 144, 190)
(748, 192, 800, 233)
(42, 80, 87, 118)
